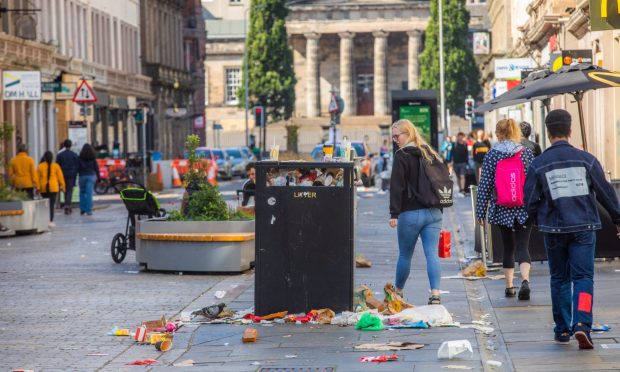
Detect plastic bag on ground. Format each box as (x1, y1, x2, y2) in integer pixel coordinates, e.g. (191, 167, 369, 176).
(437, 340, 473, 360)
(355, 313, 384, 331)
(386, 305, 454, 327)
(331, 311, 359, 326)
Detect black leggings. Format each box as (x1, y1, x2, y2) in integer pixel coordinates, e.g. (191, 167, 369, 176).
(498, 222, 532, 269)
(41, 192, 57, 222)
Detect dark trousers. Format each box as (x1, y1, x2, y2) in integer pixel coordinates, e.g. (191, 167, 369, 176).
(63, 177, 76, 208)
(544, 231, 596, 335)
(498, 222, 533, 269)
(41, 192, 57, 222)
(18, 187, 34, 200)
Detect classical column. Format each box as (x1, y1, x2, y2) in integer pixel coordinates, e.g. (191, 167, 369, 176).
(305, 32, 321, 117)
(339, 32, 355, 116)
(407, 30, 422, 90)
(373, 30, 389, 116)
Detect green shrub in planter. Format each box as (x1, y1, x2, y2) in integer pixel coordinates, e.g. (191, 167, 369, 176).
(186, 184, 229, 221)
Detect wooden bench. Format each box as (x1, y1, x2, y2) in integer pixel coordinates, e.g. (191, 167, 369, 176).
(137, 232, 255, 242)
(0, 210, 24, 217)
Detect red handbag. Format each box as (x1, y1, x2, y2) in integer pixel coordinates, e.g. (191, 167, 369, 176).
(438, 231, 451, 258)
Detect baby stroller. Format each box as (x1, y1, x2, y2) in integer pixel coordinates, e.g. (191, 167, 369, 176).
(111, 181, 166, 263)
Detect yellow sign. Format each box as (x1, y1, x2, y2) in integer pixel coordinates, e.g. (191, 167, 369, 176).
(590, 0, 620, 30)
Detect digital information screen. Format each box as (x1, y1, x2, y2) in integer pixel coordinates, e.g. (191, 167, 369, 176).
(399, 105, 431, 144)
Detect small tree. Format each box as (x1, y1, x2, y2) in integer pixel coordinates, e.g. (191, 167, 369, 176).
(419, 0, 481, 113)
(183, 134, 206, 190)
(237, 0, 296, 123)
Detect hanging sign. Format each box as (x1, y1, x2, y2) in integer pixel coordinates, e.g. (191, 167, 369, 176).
(2, 71, 41, 100)
(72, 80, 97, 103)
(590, 0, 620, 31)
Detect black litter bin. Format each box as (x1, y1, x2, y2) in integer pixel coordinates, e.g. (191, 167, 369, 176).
(254, 161, 355, 315)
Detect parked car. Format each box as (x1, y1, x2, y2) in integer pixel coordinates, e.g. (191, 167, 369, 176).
(195, 147, 233, 180)
(225, 147, 252, 177)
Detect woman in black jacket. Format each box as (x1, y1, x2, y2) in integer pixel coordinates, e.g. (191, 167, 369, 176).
(78, 143, 100, 216)
(390, 119, 444, 305)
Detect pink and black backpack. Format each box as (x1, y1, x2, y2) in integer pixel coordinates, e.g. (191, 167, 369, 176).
(495, 150, 525, 207)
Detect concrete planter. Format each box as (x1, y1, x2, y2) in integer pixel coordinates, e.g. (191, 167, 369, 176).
(136, 220, 255, 273)
(0, 199, 49, 235)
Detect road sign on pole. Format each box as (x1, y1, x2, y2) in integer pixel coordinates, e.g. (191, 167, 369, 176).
(72, 80, 97, 103)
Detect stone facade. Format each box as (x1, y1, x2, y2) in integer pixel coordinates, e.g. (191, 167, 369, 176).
(204, 0, 429, 151)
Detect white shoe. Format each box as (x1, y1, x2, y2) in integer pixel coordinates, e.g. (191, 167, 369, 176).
(48, 222, 56, 228)
(377, 190, 387, 195)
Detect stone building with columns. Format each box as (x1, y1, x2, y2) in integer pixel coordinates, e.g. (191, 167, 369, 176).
(204, 0, 430, 152)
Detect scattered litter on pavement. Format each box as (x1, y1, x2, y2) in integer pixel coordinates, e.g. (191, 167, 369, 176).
(385, 320, 429, 329)
(359, 354, 398, 363)
(386, 305, 454, 327)
(355, 313, 384, 331)
(90, 241, 98, 244)
(125, 270, 139, 274)
(460, 324, 494, 335)
(443, 274, 505, 281)
(283, 335, 292, 338)
(59, 347, 79, 350)
(462, 261, 486, 277)
(592, 323, 611, 332)
(316, 308, 336, 324)
(442, 365, 474, 370)
(355, 255, 372, 268)
(108, 327, 130, 336)
(142, 316, 167, 331)
(429, 289, 451, 294)
(173, 359, 195, 367)
(126, 359, 159, 365)
(80, 255, 86, 259)
(6, 242, 10, 246)
(155, 339, 172, 352)
(437, 340, 473, 360)
(487, 360, 502, 370)
(362, 211, 375, 215)
(86, 353, 109, 356)
(354, 342, 424, 351)
(214, 290, 226, 299)
(601, 344, 620, 349)
(251, 361, 261, 366)
(285, 354, 298, 358)
(242, 327, 258, 342)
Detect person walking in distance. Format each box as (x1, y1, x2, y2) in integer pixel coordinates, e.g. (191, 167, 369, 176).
(8, 144, 38, 199)
(472, 129, 491, 183)
(389, 119, 444, 305)
(520, 121, 542, 157)
(451, 133, 469, 196)
(78, 143, 100, 216)
(37, 151, 65, 228)
(476, 119, 535, 301)
(56, 139, 80, 214)
(524, 109, 620, 349)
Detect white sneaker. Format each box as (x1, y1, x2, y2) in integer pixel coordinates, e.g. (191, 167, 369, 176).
(48, 222, 56, 228)
(377, 190, 387, 195)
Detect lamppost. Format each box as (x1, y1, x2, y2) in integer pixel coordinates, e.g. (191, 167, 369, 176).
(438, 0, 447, 135)
(243, 6, 252, 148)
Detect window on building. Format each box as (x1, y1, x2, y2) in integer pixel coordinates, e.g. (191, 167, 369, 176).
(225, 68, 241, 105)
(229, 0, 242, 3)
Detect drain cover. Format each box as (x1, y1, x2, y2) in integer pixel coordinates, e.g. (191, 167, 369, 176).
(259, 368, 335, 372)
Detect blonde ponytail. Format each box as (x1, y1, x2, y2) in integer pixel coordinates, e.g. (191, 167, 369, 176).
(392, 119, 440, 162)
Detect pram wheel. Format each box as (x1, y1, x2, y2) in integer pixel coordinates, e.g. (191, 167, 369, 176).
(111, 233, 127, 263)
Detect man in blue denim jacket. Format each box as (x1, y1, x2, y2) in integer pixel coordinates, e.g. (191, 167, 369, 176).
(524, 109, 620, 349)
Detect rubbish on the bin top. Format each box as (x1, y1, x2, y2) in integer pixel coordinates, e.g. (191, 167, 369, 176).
(242, 328, 258, 343)
(359, 354, 398, 363)
(266, 167, 346, 187)
(354, 342, 425, 351)
(355, 313, 384, 331)
(355, 254, 372, 268)
(462, 261, 486, 277)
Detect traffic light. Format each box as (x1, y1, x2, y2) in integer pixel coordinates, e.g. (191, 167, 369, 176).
(464, 98, 475, 120)
(254, 106, 265, 127)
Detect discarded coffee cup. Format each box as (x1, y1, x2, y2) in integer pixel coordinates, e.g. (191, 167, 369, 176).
(155, 339, 172, 352)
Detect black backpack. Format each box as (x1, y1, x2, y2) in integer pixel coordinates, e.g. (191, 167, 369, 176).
(407, 149, 454, 209)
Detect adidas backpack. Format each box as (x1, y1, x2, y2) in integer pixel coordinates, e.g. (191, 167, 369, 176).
(495, 150, 525, 207)
(408, 148, 453, 209)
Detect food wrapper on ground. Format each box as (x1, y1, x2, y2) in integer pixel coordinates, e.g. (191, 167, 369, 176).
(244, 311, 288, 323)
(353, 285, 373, 312)
(437, 340, 473, 360)
(126, 359, 158, 366)
(386, 305, 454, 327)
(315, 308, 335, 324)
(462, 261, 486, 277)
(355, 313, 384, 331)
(142, 316, 167, 331)
(366, 296, 387, 312)
(331, 311, 360, 326)
(359, 354, 399, 363)
(355, 255, 372, 268)
(354, 342, 425, 351)
(384, 283, 414, 314)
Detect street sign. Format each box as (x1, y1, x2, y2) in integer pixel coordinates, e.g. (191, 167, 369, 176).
(72, 80, 97, 103)
(42, 81, 61, 93)
(562, 50, 593, 66)
(2, 71, 41, 100)
(328, 94, 339, 113)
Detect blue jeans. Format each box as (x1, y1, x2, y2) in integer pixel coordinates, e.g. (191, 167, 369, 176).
(396, 208, 443, 290)
(544, 231, 596, 335)
(79, 175, 96, 214)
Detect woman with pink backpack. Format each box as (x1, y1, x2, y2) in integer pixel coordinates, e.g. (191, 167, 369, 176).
(475, 118, 535, 300)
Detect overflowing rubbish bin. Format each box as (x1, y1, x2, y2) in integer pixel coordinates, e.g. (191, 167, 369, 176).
(254, 161, 355, 315)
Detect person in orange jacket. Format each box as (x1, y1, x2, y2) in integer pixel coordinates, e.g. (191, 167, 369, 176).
(8, 144, 38, 199)
(37, 151, 65, 227)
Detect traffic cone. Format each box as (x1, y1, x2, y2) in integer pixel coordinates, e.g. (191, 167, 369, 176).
(172, 165, 182, 188)
(156, 163, 163, 184)
(207, 159, 218, 186)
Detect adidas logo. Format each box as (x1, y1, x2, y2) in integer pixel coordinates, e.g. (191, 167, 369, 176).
(438, 186, 452, 199)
